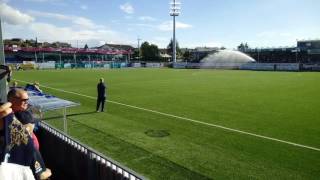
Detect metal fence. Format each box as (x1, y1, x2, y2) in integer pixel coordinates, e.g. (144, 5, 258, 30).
(36, 122, 146, 180)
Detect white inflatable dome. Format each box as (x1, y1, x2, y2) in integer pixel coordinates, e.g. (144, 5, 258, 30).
(201, 50, 255, 63)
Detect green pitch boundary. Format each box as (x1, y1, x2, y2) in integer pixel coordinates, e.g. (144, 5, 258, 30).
(15, 79, 320, 152)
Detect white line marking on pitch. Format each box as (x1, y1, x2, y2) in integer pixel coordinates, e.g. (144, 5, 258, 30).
(15, 79, 320, 152)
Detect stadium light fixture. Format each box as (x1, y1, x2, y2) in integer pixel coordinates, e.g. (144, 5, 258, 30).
(170, 0, 181, 63)
(257, 48, 261, 63)
(137, 37, 142, 61)
(295, 39, 299, 63)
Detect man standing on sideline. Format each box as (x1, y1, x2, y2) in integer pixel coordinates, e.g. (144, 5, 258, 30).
(96, 78, 106, 112)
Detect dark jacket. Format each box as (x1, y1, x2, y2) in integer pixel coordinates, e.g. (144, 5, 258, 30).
(97, 82, 106, 98)
(0, 114, 46, 179)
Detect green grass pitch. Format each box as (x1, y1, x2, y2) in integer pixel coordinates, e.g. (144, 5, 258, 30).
(14, 68, 320, 180)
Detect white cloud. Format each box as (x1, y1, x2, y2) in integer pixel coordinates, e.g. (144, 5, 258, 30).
(28, 10, 102, 29)
(23, 0, 66, 5)
(23, 0, 62, 3)
(279, 32, 292, 37)
(158, 21, 192, 31)
(129, 23, 153, 28)
(28, 10, 69, 20)
(151, 37, 223, 49)
(120, 3, 134, 14)
(72, 17, 97, 29)
(23, 22, 128, 46)
(184, 42, 222, 48)
(126, 20, 191, 34)
(150, 37, 170, 48)
(139, 16, 156, 21)
(2, 8, 133, 47)
(175, 22, 192, 29)
(24, 0, 49, 2)
(0, 3, 34, 25)
(80, 5, 87, 10)
(98, 40, 106, 46)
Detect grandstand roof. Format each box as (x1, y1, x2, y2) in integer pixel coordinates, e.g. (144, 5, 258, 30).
(97, 44, 134, 51)
(4, 47, 132, 55)
(245, 46, 296, 52)
(297, 39, 320, 43)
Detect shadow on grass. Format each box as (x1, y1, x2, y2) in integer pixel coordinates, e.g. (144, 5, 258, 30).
(43, 111, 97, 121)
(67, 117, 211, 180)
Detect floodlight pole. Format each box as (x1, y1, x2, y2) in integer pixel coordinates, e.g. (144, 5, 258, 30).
(295, 47, 299, 63)
(137, 37, 141, 61)
(257, 48, 260, 63)
(173, 14, 176, 63)
(295, 39, 299, 64)
(59, 53, 62, 68)
(73, 53, 76, 68)
(170, 0, 180, 63)
(34, 51, 38, 63)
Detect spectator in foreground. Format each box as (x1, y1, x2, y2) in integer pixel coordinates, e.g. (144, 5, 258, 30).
(15, 109, 40, 151)
(0, 102, 51, 179)
(6, 89, 52, 179)
(96, 78, 107, 112)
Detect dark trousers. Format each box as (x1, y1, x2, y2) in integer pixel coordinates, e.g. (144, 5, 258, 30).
(96, 97, 106, 111)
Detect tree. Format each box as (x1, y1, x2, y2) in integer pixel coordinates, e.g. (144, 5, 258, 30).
(237, 42, 249, 52)
(84, 44, 89, 49)
(166, 39, 181, 58)
(132, 49, 139, 61)
(244, 43, 249, 49)
(182, 51, 192, 62)
(140, 41, 160, 61)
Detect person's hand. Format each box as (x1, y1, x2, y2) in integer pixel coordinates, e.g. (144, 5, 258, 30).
(0, 65, 10, 73)
(40, 168, 52, 180)
(0, 102, 12, 119)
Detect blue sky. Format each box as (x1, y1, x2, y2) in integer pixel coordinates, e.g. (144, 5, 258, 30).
(0, 0, 319, 49)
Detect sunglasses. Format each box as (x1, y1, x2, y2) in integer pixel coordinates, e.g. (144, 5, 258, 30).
(14, 97, 29, 102)
(20, 98, 29, 102)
